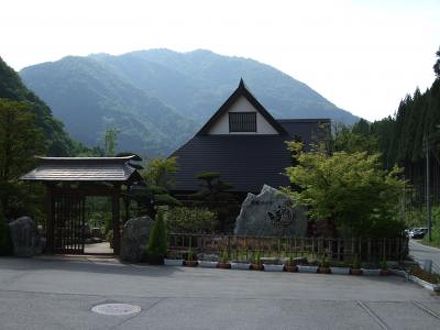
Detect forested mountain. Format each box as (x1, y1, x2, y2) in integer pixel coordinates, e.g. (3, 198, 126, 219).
(0, 57, 76, 156)
(20, 49, 358, 156)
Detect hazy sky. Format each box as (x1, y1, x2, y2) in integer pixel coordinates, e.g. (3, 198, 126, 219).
(1, 0, 439, 121)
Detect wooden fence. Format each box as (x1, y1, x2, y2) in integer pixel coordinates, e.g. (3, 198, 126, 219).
(168, 233, 409, 262)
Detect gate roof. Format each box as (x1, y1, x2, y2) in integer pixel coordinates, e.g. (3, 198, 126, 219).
(21, 156, 142, 182)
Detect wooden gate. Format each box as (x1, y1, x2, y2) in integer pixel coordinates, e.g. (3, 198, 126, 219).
(52, 191, 85, 254)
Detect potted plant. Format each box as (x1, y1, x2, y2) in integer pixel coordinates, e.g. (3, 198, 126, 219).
(183, 246, 198, 267)
(262, 257, 285, 272)
(217, 249, 231, 269)
(296, 256, 319, 273)
(318, 256, 331, 274)
(284, 256, 298, 272)
(231, 250, 251, 270)
(250, 251, 264, 271)
(198, 253, 218, 268)
(350, 255, 362, 275)
(164, 251, 184, 266)
(380, 259, 390, 276)
(329, 261, 350, 275)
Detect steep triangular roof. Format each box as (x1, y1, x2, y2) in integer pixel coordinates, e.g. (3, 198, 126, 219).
(197, 79, 288, 135)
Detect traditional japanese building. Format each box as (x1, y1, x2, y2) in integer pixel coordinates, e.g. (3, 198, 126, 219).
(170, 79, 331, 196)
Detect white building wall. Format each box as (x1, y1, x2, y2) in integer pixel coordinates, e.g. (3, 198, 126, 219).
(207, 96, 278, 135)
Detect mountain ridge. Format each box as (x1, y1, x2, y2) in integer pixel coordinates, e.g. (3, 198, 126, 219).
(20, 48, 359, 156)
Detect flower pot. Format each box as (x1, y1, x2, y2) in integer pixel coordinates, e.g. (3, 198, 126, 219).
(284, 264, 298, 272)
(361, 268, 381, 276)
(231, 262, 251, 270)
(183, 260, 198, 267)
(297, 265, 319, 273)
(250, 263, 264, 271)
(318, 267, 331, 274)
(330, 267, 350, 275)
(164, 259, 183, 266)
(198, 260, 218, 268)
(350, 268, 363, 275)
(217, 262, 231, 269)
(263, 264, 284, 272)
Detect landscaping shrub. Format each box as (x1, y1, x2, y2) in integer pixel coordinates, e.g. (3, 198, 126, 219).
(146, 209, 167, 264)
(166, 207, 217, 233)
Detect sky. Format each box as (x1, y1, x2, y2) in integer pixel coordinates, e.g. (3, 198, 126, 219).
(1, 0, 439, 121)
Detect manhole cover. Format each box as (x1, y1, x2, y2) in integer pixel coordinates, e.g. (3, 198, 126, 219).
(91, 303, 141, 316)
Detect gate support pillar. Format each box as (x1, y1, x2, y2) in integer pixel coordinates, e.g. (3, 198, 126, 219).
(112, 188, 121, 255)
(45, 185, 55, 253)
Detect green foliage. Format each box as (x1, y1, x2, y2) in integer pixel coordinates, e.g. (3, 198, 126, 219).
(0, 56, 75, 156)
(191, 172, 238, 232)
(285, 143, 407, 238)
(143, 157, 178, 190)
(332, 120, 379, 154)
(125, 157, 181, 219)
(146, 209, 168, 262)
(351, 255, 361, 269)
(0, 99, 47, 218)
(103, 128, 119, 156)
(165, 207, 217, 233)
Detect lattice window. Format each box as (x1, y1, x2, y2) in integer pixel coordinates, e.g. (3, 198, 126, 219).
(229, 112, 257, 132)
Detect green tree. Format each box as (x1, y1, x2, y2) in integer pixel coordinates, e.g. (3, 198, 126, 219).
(144, 157, 178, 190)
(146, 208, 168, 264)
(191, 172, 238, 233)
(332, 121, 378, 155)
(0, 99, 46, 218)
(103, 128, 119, 156)
(285, 142, 407, 238)
(126, 157, 181, 219)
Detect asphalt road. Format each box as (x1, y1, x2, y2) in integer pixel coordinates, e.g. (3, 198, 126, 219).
(409, 239, 440, 271)
(0, 256, 439, 329)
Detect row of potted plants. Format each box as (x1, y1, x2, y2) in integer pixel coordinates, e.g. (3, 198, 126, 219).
(164, 251, 391, 276)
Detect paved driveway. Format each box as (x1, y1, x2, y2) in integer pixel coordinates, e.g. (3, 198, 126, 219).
(0, 257, 439, 329)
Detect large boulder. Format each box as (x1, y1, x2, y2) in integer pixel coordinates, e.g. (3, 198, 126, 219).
(120, 216, 154, 262)
(234, 185, 306, 236)
(8, 216, 43, 257)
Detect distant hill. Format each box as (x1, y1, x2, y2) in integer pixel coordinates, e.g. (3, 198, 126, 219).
(20, 49, 359, 156)
(0, 56, 76, 156)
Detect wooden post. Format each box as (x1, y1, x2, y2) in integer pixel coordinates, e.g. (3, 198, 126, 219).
(46, 185, 54, 253)
(112, 186, 121, 255)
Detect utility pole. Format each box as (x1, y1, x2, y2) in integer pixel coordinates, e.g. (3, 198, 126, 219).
(425, 134, 432, 241)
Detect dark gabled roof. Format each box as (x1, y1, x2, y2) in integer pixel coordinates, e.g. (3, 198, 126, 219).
(196, 79, 288, 136)
(170, 135, 293, 193)
(21, 156, 140, 182)
(277, 119, 331, 150)
(170, 118, 331, 193)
